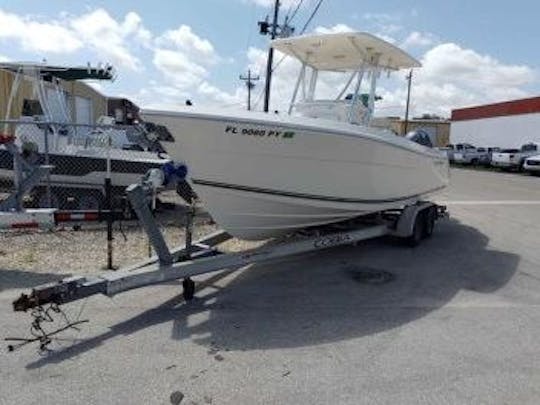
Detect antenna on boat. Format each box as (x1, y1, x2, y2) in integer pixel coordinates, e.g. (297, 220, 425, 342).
(239, 69, 260, 111)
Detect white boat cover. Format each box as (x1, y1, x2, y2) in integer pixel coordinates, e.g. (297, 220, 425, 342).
(271, 32, 421, 71)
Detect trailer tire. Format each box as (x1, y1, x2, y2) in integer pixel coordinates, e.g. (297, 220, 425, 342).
(406, 211, 425, 247)
(423, 206, 436, 238)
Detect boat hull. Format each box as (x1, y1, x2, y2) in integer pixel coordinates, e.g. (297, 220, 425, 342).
(143, 109, 449, 240)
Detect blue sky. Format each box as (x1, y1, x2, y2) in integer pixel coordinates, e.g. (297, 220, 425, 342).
(0, 0, 538, 117)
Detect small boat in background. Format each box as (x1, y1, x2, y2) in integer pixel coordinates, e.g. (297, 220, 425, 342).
(0, 62, 186, 210)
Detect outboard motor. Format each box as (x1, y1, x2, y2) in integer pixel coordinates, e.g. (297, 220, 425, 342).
(406, 129, 434, 148)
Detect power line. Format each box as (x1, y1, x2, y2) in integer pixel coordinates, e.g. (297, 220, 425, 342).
(299, 0, 324, 34)
(288, 0, 304, 23)
(272, 0, 324, 73)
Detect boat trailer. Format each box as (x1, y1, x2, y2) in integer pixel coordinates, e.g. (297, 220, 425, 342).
(7, 182, 446, 350)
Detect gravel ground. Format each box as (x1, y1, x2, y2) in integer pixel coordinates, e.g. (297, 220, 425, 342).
(0, 200, 262, 275)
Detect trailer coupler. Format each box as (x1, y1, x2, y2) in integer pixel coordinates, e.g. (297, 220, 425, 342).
(12, 276, 107, 312)
(7, 277, 107, 351)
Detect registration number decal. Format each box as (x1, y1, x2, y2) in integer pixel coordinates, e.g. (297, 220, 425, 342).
(225, 125, 295, 139)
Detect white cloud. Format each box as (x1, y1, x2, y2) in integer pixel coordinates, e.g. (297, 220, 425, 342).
(156, 25, 216, 62)
(420, 43, 534, 88)
(378, 43, 536, 117)
(70, 9, 149, 70)
(153, 48, 208, 87)
(361, 11, 402, 43)
(0, 54, 11, 62)
(152, 24, 222, 98)
(0, 8, 150, 70)
(314, 24, 354, 34)
(197, 81, 244, 105)
(401, 31, 437, 49)
(0, 9, 82, 53)
(148, 26, 244, 108)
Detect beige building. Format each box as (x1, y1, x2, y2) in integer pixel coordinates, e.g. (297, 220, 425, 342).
(374, 116, 450, 147)
(0, 67, 108, 124)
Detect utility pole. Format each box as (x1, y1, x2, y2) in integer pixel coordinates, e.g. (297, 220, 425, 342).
(404, 69, 413, 135)
(239, 69, 260, 111)
(258, 1, 295, 112)
(260, 0, 280, 112)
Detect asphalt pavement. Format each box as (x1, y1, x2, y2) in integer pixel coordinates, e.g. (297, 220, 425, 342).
(1, 168, 539, 404)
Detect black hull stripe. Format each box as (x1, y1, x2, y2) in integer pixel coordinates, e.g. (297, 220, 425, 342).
(192, 178, 445, 204)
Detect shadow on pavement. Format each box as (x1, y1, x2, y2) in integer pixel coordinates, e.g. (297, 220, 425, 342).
(0, 269, 71, 292)
(25, 217, 518, 369)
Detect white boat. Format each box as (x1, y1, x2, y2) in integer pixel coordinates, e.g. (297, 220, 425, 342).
(0, 62, 185, 209)
(142, 32, 449, 240)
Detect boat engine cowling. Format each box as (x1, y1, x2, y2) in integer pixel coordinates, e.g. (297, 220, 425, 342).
(405, 129, 434, 148)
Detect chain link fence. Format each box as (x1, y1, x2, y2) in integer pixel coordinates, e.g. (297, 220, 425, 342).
(0, 119, 172, 212)
(0, 118, 203, 272)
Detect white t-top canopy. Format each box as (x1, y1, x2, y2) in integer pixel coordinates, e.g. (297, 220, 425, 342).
(272, 32, 421, 71)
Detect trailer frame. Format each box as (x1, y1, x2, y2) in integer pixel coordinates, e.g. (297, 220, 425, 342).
(11, 183, 447, 313)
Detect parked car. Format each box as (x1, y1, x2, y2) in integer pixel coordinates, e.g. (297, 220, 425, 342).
(491, 143, 539, 171)
(523, 154, 540, 176)
(436, 146, 453, 161)
(484, 147, 501, 166)
(443, 143, 476, 163)
(469, 147, 491, 165)
(453, 144, 486, 165)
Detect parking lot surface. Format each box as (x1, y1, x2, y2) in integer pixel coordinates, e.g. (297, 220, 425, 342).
(1, 168, 539, 404)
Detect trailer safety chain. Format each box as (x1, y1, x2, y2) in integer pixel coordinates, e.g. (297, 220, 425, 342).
(5, 303, 88, 352)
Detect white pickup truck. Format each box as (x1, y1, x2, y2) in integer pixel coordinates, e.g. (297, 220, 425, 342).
(523, 154, 540, 176)
(491, 143, 539, 171)
(453, 147, 492, 165)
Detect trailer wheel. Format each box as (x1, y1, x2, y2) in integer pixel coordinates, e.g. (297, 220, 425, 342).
(406, 211, 425, 247)
(182, 277, 195, 301)
(423, 206, 436, 238)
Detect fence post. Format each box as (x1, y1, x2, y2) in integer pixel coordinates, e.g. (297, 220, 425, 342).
(105, 131, 115, 270)
(43, 126, 51, 207)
